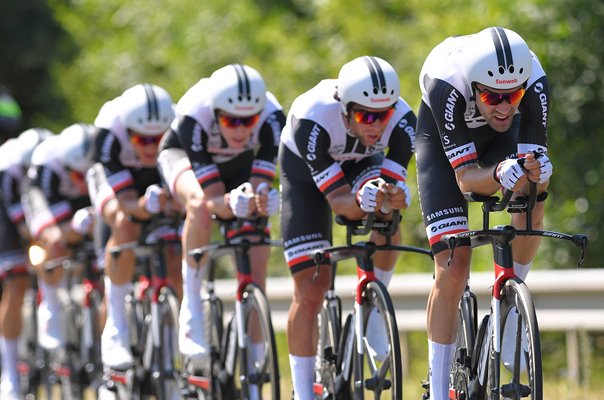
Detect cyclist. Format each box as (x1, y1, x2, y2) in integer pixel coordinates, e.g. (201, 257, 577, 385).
(0, 128, 52, 399)
(0, 85, 22, 144)
(279, 55, 416, 399)
(21, 123, 96, 354)
(416, 27, 552, 399)
(158, 63, 285, 373)
(86, 83, 180, 371)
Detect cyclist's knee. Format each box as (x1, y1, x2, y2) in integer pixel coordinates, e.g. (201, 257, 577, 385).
(185, 191, 212, 226)
(112, 211, 139, 241)
(434, 248, 470, 287)
(293, 274, 329, 315)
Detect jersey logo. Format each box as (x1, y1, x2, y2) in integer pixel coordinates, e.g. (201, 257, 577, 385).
(446, 143, 477, 168)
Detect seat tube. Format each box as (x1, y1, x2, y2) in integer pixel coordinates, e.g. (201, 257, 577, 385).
(491, 240, 514, 354)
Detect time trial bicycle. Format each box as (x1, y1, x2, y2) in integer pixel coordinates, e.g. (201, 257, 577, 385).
(184, 215, 281, 400)
(103, 215, 182, 400)
(442, 183, 588, 400)
(312, 211, 433, 399)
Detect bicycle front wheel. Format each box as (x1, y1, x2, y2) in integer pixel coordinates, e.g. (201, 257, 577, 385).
(154, 286, 182, 399)
(487, 279, 542, 400)
(351, 280, 402, 399)
(450, 290, 477, 400)
(237, 283, 280, 400)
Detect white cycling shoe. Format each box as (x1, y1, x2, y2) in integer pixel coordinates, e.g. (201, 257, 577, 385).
(0, 380, 20, 400)
(501, 307, 528, 373)
(365, 308, 390, 362)
(37, 302, 65, 351)
(179, 305, 209, 372)
(101, 324, 133, 370)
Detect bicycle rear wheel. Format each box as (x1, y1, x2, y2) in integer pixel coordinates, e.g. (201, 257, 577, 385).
(487, 279, 542, 400)
(236, 283, 280, 400)
(351, 280, 402, 399)
(314, 294, 343, 399)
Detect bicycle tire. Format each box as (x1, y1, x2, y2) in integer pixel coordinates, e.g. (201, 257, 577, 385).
(450, 292, 477, 400)
(80, 289, 103, 391)
(351, 280, 402, 399)
(19, 288, 48, 400)
(315, 294, 342, 399)
(486, 279, 542, 400)
(57, 298, 86, 400)
(154, 286, 182, 400)
(237, 283, 280, 400)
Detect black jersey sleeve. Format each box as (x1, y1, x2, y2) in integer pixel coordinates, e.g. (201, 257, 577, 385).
(427, 79, 477, 170)
(252, 110, 286, 182)
(94, 128, 139, 194)
(291, 117, 347, 195)
(518, 75, 549, 150)
(0, 171, 23, 223)
(166, 115, 221, 189)
(382, 110, 416, 183)
(32, 165, 63, 205)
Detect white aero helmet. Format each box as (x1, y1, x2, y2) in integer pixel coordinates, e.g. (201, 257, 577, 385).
(464, 27, 532, 90)
(58, 123, 96, 173)
(209, 64, 266, 116)
(337, 56, 400, 113)
(119, 83, 175, 136)
(17, 127, 53, 167)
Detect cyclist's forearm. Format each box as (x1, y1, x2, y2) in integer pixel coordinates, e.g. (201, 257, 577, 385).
(455, 164, 500, 195)
(324, 185, 365, 219)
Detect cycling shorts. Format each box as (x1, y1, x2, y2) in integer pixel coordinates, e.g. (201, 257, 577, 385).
(0, 204, 28, 276)
(280, 143, 383, 274)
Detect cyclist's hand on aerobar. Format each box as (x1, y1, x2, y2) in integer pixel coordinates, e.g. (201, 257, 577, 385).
(143, 184, 168, 214)
(495, 158, 527, 191)
(383, 181, 411, 212)
(357, 178, 387, 213)
(255, 182, 279, 216)
(71, 207, 94, 235)
(229, 182, 255, 218)
(523, 151, 553, 184)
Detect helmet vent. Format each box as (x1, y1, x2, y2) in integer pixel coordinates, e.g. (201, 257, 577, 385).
(488, 71, 494, 77)
(509, 65, 515, 73)
(498, 66, 505, 74)
(363, 91, 369, 97)
(228, 98, 233, 104)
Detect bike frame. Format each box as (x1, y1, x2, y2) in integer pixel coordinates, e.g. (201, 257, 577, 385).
(187, 215, 282, 398)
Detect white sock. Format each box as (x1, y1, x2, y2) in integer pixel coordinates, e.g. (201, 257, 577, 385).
(428, 339, 455, 400)
(104, 276, 130, 332)
(0, 336, 19, 391)
(513, 261, 531, 281)
(39, 278, 66, 311)
(374, 266, 394, 287)
(182, 260, 206, 311)
(289, 354, 315, 400)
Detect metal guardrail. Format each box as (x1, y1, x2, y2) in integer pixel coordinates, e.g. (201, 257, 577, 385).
(212, 268, 604, 332)
(212, 268, 604, 380)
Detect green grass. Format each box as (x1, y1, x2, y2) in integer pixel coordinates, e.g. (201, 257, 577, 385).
(275, 330, 604, 399)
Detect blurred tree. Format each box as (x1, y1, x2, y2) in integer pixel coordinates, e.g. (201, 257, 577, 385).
(3, 0, 601, 270)
(0, 0, 72, 131)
